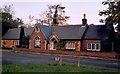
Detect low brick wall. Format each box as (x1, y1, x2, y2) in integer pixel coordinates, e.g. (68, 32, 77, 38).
(13, 48, 120, 59)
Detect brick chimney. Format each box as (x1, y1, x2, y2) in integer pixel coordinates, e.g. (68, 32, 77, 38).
(82, 14, 87, 25)
(19, 26, 25, 47)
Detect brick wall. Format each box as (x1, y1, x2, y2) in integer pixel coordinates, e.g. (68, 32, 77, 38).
(64, 40, 81, 51)
(81, 40, 101, 51)
(29, 28, 46, 50)
(75, 41, 81, 51)
(13, 48, 120, 59)
(2, 40, 19, 48)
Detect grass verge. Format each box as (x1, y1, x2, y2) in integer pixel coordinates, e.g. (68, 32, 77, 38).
(2, 64, 119, 72)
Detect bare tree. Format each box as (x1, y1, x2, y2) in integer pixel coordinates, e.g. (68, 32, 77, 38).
(38, 4, 70, 26)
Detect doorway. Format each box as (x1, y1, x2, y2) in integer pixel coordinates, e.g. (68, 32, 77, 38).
(50, 38, 57, 50)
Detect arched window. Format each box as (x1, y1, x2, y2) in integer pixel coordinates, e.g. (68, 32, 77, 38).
(34, 36, 40, 48)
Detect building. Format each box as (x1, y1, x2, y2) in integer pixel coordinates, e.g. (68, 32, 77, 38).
(49, 25, 86, 51)
(2, 28, 20, 48)
(2, 24, 116, 52)
(2, 27, 34, 48)
(82, 25, 116, 52)
(1, 14, 116, 52)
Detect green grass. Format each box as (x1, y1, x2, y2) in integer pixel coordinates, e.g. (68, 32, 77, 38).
(2, 64, 119, 72)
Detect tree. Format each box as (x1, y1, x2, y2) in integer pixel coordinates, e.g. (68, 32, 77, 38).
(57, 40, 66, 50)
(24, 15, 35, 28)
(38, 4, 70, 26)
(1, 5, 23, 36)
(99, 0, 120, 53)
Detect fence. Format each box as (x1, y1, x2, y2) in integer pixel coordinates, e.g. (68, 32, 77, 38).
(54, 55, 80, 67)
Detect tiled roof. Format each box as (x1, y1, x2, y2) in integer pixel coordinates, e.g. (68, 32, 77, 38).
(2, 28, 20, 40)
(2, 27, 34, 40)
(53, 25, 87, 40)
(83, 25, 112, 40)
(2, 24, 114, 40)
(24, 28, 34, 37)
(37, 25, 52, 39)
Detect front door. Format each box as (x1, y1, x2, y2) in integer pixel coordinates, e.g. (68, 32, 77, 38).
(50, 41, 56, 50)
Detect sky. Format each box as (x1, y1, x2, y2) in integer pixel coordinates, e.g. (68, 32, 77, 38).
(1, 0, 108, 25)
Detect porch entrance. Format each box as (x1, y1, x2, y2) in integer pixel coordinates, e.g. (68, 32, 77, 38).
(50, 38, 57, 50)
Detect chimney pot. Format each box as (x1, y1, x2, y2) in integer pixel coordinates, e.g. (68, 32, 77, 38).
(83, 14, 86, 19)
(82, 14, 87, 25)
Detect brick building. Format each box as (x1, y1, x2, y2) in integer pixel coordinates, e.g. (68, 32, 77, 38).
(2, 24, 116, 52)
(1, 14, 116, 52)
(2, 28, 20, 48)
(2, 27, 34, 48)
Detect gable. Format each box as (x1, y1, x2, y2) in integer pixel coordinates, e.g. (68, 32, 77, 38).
(37, 25, 52, 39)
(30, 27, 46, 40)
(49, 32, 59, 42)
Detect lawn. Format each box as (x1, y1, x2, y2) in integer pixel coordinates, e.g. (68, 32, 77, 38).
(2, 64, 119, 73)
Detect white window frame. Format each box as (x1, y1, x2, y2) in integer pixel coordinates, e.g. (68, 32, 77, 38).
(87, 43, 100, 51)
(66, 42, 75, 49)
(13, 41, 19, 47)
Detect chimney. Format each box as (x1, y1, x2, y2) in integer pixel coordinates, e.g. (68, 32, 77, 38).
(82, 14, 87, 25)
(19, 26, 25, 47)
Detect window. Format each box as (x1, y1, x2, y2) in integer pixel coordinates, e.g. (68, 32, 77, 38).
(96, 44, 100, 49)
(92, 44, 95, 49)
(1, 41, 5, 47)
(66, 42, 75, 49)
(87, 44, 91, 49)
(34, 36, 40, 48)
(2, 41, 6, 47)
(87, 43, 100, 51)
(13, 41, 19, 47)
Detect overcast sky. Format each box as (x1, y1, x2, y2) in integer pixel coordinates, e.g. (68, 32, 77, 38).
(1, 0, 108, 25)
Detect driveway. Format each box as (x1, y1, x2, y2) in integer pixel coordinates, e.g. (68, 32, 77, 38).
(2, 49, 120, 70)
